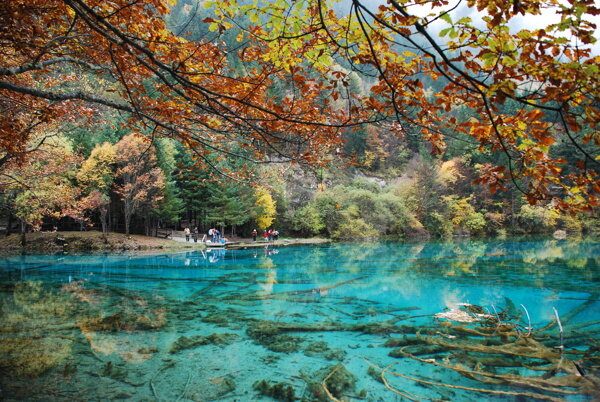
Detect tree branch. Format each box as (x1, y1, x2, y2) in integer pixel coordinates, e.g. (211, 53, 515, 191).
(0, 56, 105, 76)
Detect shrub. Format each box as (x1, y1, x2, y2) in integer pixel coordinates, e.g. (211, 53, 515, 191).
(331, 205, 378, 240)
(290, 204, 325, 235)
(443, 195, 486, 236)
(517, 203, 560, 233)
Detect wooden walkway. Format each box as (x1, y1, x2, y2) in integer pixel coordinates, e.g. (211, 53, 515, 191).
(169, 233, 330, 249)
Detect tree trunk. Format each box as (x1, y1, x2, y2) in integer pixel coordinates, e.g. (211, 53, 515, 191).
(100, 206, 108, 234)
(144, 215, 150, 236)
(108, 202, 114, 233)
(6, 213, 12, 236)
(19, 220, 26, 247)
(124, 201, 131, 235)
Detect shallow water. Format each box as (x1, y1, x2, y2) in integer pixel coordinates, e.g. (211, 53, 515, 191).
(0, 238, 599, 401)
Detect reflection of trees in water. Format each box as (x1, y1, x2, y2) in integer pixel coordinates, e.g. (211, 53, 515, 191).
(392, 240, 597, 293)
(254, 240, 599, 301)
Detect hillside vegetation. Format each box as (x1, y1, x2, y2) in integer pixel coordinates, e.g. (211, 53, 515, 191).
(1, 0, 598, 241)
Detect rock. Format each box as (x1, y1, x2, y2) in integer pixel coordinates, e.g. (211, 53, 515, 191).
(553, 230, 567, 240)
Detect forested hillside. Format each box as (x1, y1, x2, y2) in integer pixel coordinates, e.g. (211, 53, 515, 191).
(1, 0, 598, 240)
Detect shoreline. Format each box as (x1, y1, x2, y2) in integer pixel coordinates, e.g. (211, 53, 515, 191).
(223, 237, 331, 250)
(0, 231, 204, 255)
(0, 231, 331, 256)
(1, 230, 584, 256)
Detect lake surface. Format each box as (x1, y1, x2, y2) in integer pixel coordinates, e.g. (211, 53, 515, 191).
(0, 238, 599, 401)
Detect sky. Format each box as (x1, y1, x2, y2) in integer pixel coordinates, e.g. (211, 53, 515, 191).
(419, 0, 600, 56)
(335, 0, 600, 56)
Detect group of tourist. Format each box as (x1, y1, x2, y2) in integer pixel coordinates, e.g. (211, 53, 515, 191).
(207, 228, 222, 243)
(183, 227, 198, 242)
(182, 227, 223, 243)
(251, 228, 279, 242)
(182, 226, 279, 243)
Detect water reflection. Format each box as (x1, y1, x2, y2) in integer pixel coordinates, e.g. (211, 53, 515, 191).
(0, 238, 598, 400)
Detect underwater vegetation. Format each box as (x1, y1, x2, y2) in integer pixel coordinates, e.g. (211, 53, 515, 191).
(0, 244, 599, 401)
(369, 301, 600, 401)
(169, 333, 239, 353)
(253, 379, 296, 401)
(0, 337, 72, 378)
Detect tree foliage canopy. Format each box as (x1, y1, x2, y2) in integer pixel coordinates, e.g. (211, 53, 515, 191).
(0, 0, 598, 212)
(0, 0, 346, 176)
(210, 0, 600, 210)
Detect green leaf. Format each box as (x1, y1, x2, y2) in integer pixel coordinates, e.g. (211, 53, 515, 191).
(439, 27, 452, 37)
(440, 13, 452, 24)
(586, 64, 599, 75)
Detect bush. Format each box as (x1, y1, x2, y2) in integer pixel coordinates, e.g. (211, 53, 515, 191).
(560, 214, 583, 233)
(442, 195, 486, 236)
(484, 211, 505, 232)
(331, 206, 378, 240)
(313, 192, 342, 235)
(377, 192, 412, 236)
(424, 211, 453, 238)
(290, 204, 325, 235)
(517, 203, 560, 233)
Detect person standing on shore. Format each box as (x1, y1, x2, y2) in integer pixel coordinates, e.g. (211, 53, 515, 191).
(252, 229, 258, 242)
(184, 227, 190, 242)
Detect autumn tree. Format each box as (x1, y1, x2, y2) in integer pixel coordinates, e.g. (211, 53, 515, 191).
(114, 134, 165, 235)
(0, 0, 348, 181)
(76, 142, 117, 233)
(3, 0, 598, 215)
(254, 188, 277, 230)
(210, 0, 600, 211)
(0, 133, 80, 241)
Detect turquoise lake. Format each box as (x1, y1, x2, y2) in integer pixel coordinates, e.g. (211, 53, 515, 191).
(0, 238, 599, 401)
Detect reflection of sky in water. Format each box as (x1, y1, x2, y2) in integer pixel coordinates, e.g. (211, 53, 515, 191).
(0, 238, 599, 400)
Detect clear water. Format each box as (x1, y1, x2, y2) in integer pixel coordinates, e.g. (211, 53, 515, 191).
(0, 238, 599, 401)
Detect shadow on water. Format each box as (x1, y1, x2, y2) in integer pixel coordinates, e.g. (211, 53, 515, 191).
(0, 237, 598, 400)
